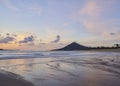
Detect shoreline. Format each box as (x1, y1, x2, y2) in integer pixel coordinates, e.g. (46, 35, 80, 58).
(0, 49, 119, 60)
(54, 48, 120, 52)
(88, 48, 120, 52)
(0, 51, 120, 86)
(0, 70, 34, 86)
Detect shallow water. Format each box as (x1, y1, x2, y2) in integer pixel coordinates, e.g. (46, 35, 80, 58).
(0, 51, 120, 86)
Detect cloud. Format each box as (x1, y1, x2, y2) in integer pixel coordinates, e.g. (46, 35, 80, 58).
(79, 1, 100, 17)
(39, 43, 46, 45)
(0, 0, 42, 16)
(0, 33, 15, 43)
(77, 0, 120, 40)
(19, 35, 35, 44)
(51, 35, 61, 43)
(27, 42, 35, 46)
(43, 26, 75, 43)
(0, 0, 18, 11)
(63, 22, 71, 26)
(110, 33, 116, 36)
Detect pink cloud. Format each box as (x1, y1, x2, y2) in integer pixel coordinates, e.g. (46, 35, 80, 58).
(77, 0, 120, 40)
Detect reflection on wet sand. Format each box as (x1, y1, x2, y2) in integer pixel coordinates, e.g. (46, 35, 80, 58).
(0, 53, 120, 86)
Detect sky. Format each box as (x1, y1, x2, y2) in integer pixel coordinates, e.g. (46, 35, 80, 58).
(0, 0, 120, 50)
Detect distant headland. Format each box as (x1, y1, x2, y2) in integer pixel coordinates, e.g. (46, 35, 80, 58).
(0, 49, 4, 50)
(54, 42, 120, 51)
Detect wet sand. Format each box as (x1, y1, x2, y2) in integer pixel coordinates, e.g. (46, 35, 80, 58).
(0, 70, 34, 86)
(0, 51, 120, 86)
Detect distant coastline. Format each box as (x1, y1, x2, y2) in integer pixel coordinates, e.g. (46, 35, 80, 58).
(0, 49, 4, 50)
(53, 42, 120, 51)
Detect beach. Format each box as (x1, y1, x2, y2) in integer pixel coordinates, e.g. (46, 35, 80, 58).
(0, 50, 120, 86)
(0, 70, 34, 86)
(1, 0, 120, 85)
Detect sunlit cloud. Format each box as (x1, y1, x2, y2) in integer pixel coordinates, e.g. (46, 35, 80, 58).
(18, 35, 35, 45)
(0, 0, 120, 50)
(0, 32, 64, 50)
(0, 33, 16, 43)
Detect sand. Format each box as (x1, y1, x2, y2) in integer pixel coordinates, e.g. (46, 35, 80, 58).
(0, 50, 120, 86)
(0, 70, 34, 86)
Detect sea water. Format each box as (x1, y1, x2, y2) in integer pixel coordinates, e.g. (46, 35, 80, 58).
(0, 50, 117, 59)
(0, 50, 120, 86)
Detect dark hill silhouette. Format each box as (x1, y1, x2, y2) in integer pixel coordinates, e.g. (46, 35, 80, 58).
(0, 49, 3, 50)
(55, 42, 89, 51)
(53, 42, 120, 51)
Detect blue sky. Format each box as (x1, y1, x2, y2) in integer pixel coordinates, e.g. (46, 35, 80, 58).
(0, 0, 120, 50)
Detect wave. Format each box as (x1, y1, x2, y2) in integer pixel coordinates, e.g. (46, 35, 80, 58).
(0, 50, 120, 60)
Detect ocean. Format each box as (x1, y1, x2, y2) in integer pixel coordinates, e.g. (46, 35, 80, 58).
(0, 50, 120, 86)
(0, 50, 117, 59)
